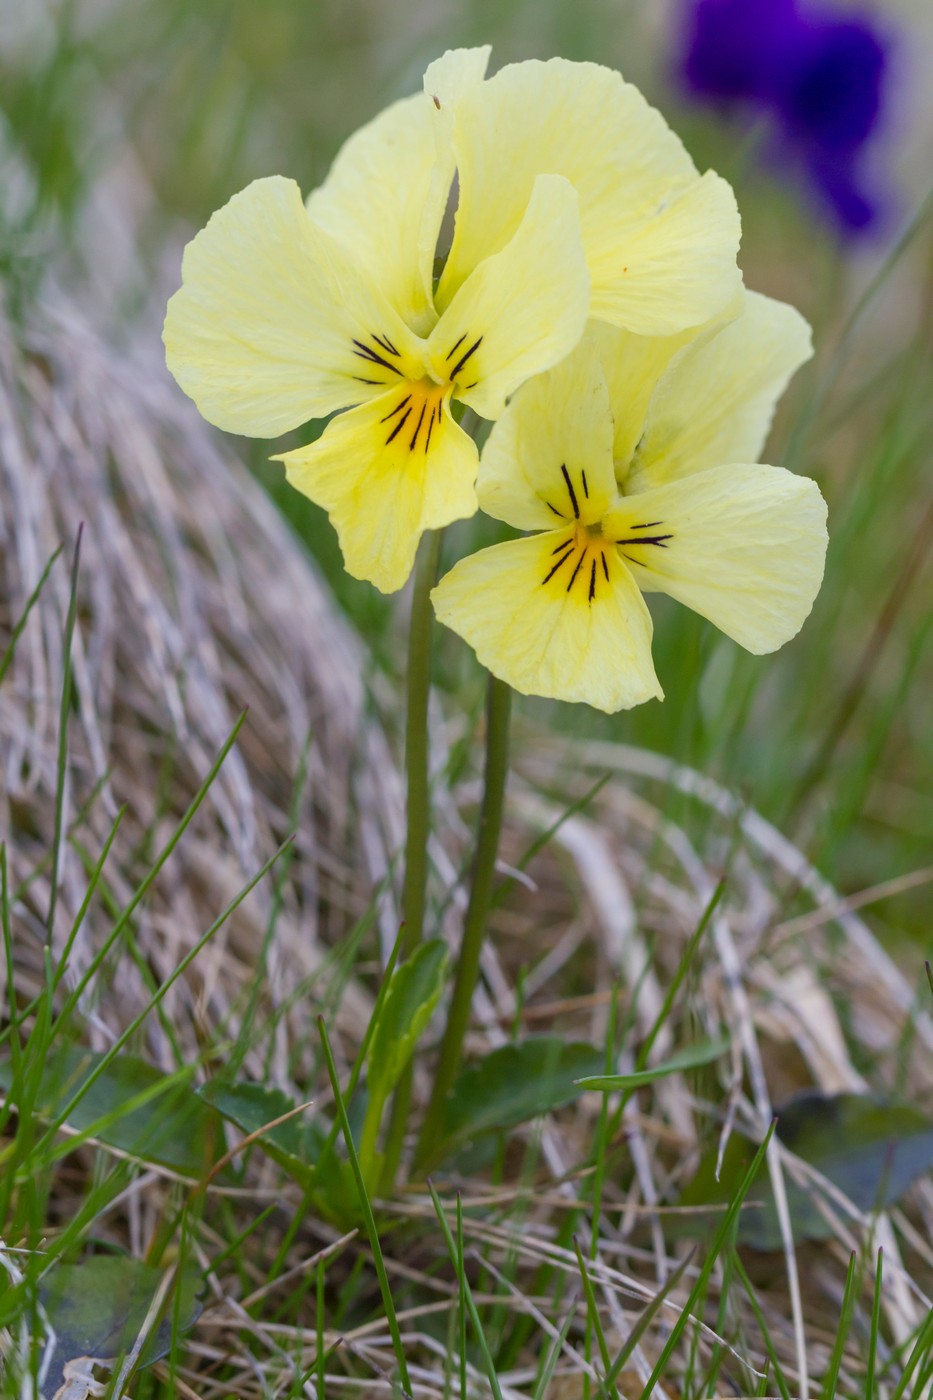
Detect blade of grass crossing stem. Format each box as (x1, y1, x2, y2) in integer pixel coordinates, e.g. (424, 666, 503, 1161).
(704, 1216, 739, 1398)
(589, 985, 619, 1248)
(46, 528, 82, 946)
(265, 898, 391, 1283)
(890, 1306, 933, 1400)
(606, 881, 724, 1149)
(734, 1254, 793, 1400)
(457, 1194, 467, 1400)
(52, 808, 126, 994)
(573, 1238, 620, 1400)
(232, 730, 312, 1072)
(427, 1181, 504, 1400)
(318, 1017, 411, 1396)
(532, 1308, 577, 1400)
(46, 712, 248, 1043)
(0, 544, 63, 688)
(602, 1249, 697, 1398)
(31, 838, 291, 1163)
(821, 1252, 858, 1399)
(490, 771, 611, 910)
(638, 1120, 777, 1400)
(0, 849, 23, 1139)
(866, 1249, 883, 1398)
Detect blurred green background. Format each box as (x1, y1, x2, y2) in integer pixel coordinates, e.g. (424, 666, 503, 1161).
(2, 0, 931, 946)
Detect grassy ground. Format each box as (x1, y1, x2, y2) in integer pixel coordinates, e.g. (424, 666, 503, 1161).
(1, 1, 932, 1396)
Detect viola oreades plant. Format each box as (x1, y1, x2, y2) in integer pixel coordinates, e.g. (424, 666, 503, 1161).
(163, 46, 742, 592)
(432, 291, 828, 712)
(163, 45, 827, 1166)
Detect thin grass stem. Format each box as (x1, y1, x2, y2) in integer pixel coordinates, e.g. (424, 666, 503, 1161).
(318, 1016, 411, 1395)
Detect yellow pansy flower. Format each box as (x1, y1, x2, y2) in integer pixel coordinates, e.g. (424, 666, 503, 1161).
(164, 47, 743, 594)
(432, 293, 828, 713)
(164, 50, 589, 593)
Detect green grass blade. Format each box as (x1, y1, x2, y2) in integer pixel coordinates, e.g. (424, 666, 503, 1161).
(821, 1251, 858, 1399)
(0, 543, 63, 690)
(604, 1248, 697, 1396)
(428, 1180, 504, 1400)
(865, 1248, 883, 1399)
(45, 527, 82, 945)
(638, 1119, 777, 1400)
(734, 1254, 793, 1400)
(318, 1015, 411, 1396)
(573, 1237, 620, 1400)
(31, 836, 291, 1164)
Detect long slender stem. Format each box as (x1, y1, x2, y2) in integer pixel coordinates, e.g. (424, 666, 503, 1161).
(400, 529, 443, 959)
(416, 675, 511, 1166)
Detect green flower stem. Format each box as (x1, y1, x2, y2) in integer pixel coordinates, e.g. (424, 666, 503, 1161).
(381, 529, 441, 1192)
(416, 674, 511, 1167)
(400, 529, 443, 959)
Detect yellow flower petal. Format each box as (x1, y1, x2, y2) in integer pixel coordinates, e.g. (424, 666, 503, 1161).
(590, 319, 702, 473)
(432, 533, 662, 713)
(604, 464, 828, 653)
(477, 332, 616, 532)
(434, 57, 740, 335)
(626, 291, 813, 491)
(588, 171, 742, 335)
(276, 385, 478, 593)
(163, 176, 422, 438)
(305, 93, 446, 338)
(426, 174, 590, 421)
(423, 46, 491, 134)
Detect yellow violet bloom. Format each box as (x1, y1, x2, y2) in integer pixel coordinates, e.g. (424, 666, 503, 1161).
(432, 293, 829, 713)
(163, 49, 589, 594)
(164, 47, 742, 594)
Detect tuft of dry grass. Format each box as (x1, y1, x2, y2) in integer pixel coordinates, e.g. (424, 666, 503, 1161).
(2, 291, 931, 1397)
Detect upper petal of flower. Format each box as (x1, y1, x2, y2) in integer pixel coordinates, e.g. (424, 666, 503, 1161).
(432, 532, 662, 713)
(624, 291, 812, 491)
(164, 176, 424, 438)
(306, 70, 473, 338)
(276, 385, 478, 594)
(432, 56, 741, 336)
(425, 174, 590, 421)
(477, 331, 616, 533)
(603, 462, 828, 653)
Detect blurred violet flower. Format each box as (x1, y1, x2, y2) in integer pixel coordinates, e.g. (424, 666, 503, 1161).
(679, 0, 890, 234)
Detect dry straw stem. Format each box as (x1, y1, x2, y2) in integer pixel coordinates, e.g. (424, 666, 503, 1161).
(1, 295, 931, 1395)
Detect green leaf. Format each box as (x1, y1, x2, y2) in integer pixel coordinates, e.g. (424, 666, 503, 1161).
(39, 1253, 202, 1396)
(575, 1036, 730, 1092)
(366, 938, 448, 1102)
(199, 1078, 362, 1223)
(0, 1048, 219, 1174)
(680, 1091, 933, 1249)
(198, 1079, 326, 1187)
(437, 1037, 604, 1156)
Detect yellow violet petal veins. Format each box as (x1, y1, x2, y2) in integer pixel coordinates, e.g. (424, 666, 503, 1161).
(276, 386, 478, 595)
(478, 332, 616, 533)
(305, 93, 448, 338)
(164, 177, 423, 438)
(434, 57, 740, 334)
(626, 291, 814, 492)
(426, 174, 590, 422)
(604, 463, 828, 653)
(432, 534, 662, 714)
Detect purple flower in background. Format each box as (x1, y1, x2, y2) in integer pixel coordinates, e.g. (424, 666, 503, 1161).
(679, 0, 890, 234)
